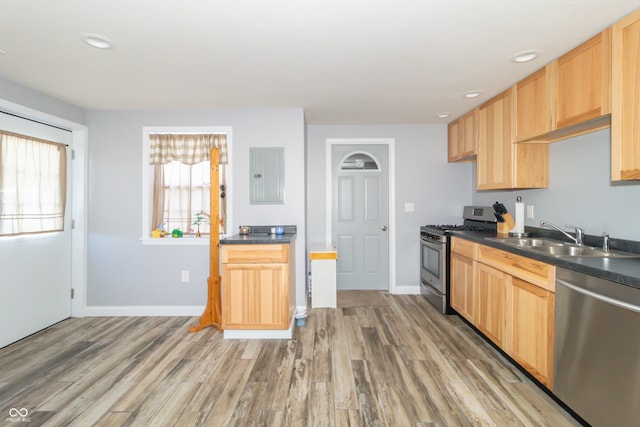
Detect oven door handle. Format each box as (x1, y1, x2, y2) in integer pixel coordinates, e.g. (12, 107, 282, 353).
(421, 238, 443, 250)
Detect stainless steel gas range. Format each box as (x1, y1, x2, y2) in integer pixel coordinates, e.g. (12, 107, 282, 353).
(420, 206, 496, 313)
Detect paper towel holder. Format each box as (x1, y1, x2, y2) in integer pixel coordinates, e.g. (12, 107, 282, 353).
(508, 195, 530, 237)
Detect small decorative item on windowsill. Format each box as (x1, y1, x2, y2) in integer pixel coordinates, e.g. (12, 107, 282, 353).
(192, 211, 210, 237)
(171, 229, 183, 238)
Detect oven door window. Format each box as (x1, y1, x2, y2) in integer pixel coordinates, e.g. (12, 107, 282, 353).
(422, 243, 441, 279)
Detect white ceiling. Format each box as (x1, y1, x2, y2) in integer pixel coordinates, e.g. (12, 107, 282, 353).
(1, 0, 639, 124)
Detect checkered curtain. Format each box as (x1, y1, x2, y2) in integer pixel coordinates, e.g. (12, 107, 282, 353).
(149, 133, 227, 165)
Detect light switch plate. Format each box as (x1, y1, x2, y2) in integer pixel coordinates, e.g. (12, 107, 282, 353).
(404, 202, 415, 213)
(526, 205, 534, 219)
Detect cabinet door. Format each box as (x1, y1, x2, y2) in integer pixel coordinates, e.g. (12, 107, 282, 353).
(506, 278, 555, 388)
(478, 88, 549, 190)
(515, 65, 552, 142)
(477, 89, 514, 189)
(448, 118, 461, 162)
(222, 263, 290, 330)
(555, 29, 611, 129)
(612, 8, 640, 181)
(475, 263, 507, 347)
(460, 109, 478, 159)
(450, 252, 474, 322)
(448, 110, 477, 162)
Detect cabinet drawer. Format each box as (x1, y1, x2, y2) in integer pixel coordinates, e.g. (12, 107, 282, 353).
(221, 244, 289, 263)
(451, 237, 476, 258)
(477, 244, 556, 292)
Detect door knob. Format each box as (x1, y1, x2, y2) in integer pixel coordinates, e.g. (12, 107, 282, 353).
(381, 225, 388, 231)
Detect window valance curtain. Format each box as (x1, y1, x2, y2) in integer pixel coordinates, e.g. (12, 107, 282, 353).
(0, 130, 67, 236)
(149, 133, 228, 165)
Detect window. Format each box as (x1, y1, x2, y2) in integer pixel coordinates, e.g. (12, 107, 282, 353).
(0, 130, 67, 236)
(142, 127, 232, 244)
(340, 152, 380, 171)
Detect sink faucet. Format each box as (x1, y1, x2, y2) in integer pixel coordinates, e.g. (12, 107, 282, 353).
(540, 221, 584, 245)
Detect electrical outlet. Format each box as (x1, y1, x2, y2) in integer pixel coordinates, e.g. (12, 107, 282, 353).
(526, 205, 535, 219)
(181, 270, 190, 283)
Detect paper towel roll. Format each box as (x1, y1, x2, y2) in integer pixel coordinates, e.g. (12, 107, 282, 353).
(512, 197, 525, 234)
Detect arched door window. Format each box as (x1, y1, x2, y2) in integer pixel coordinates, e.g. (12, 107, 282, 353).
(339, 152, 380, 171)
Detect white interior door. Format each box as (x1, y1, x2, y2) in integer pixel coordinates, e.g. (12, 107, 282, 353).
(332, 144, 389, 290)
(0, 113, 73, 348)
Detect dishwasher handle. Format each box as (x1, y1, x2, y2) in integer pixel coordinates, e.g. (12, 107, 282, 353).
(557, 278, 640, 314)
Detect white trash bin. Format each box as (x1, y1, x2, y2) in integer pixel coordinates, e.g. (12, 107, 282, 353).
(310, 248, 337, 308)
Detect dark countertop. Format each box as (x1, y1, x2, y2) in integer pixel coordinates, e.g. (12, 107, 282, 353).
(451, 230, 640, 290)
(221, 233, 296, 245)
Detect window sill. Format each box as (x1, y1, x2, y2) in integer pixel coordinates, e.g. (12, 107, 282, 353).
(141, 237, 209, 246)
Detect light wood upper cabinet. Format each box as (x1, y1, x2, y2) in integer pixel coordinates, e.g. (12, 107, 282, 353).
(221, 243, 293, 330)
(447, 118, 461, 161)
(477, 88, 549, 190)
(448, 109, 478, 162)
(506, 277, 555, 388)
(514, 65, 554, 142)
(555, 29, 612, 129)
(612, 8, 640, 181)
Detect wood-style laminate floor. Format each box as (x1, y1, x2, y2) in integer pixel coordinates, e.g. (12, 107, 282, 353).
(0, 294, 580, 426)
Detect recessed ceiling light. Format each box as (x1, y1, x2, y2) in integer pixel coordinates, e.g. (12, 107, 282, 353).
(511, 50, 540, 63)
(81, 33, 113, 49)
(436, 112, 451, 119)
(463, 91, 482, 99)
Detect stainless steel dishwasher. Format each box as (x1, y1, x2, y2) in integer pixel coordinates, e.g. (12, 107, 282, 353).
(554, 267, 640, 427)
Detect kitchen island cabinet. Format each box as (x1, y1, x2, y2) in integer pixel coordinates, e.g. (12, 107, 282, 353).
(220, 236, 296, 337)
(476, 88, 549, 190)
(612, 8, 640, 181)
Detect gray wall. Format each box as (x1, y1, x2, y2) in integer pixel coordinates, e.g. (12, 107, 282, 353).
(0, 77, 85, 125)
(472, 129, 640, 242)
(306, 124, 473, 290)
(86, 108, 306, 308)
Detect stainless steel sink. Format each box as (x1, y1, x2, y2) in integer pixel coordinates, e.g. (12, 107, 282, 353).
(485, 237, 640, 258)
(485, 237, 566, 247)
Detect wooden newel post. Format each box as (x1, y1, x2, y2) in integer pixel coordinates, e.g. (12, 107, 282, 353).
(189, 147, 223, 333)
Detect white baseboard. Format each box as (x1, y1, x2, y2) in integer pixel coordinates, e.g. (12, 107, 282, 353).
(79, 305, 205, 317)
(223, 313, 295, 340)
(391, 285, 420, 295)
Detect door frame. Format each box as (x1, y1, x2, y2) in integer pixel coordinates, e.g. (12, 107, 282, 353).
(0, 98, 88, 318)
(325, 138, 396, 293)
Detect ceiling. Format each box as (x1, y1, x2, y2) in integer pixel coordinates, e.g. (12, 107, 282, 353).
(1, 1, 639, 124)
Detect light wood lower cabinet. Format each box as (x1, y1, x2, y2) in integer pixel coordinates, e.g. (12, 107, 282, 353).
(506, 278, 555, 388)
(450, 251, 475, 322)
(221, 243, 294, 330)
(475, 263, 507, 347)
(450, 237, 556, 389)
